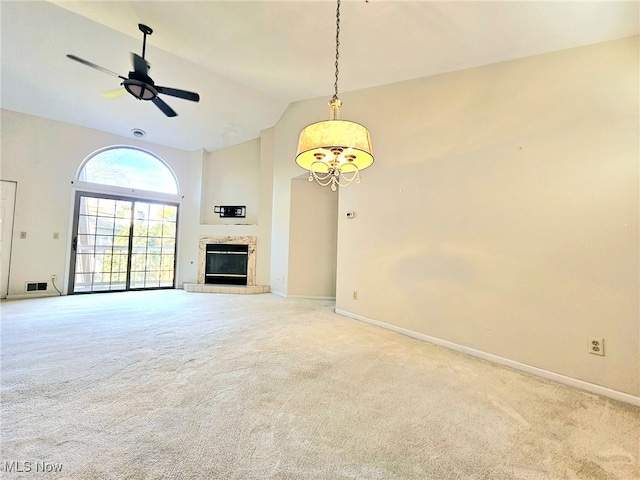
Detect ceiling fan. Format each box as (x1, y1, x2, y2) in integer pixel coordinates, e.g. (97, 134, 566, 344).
(67, 24, 200, 117)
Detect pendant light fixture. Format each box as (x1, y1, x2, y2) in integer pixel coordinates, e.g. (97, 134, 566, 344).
(295, 0, 374, 191)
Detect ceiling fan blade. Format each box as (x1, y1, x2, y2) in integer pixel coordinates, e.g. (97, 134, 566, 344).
(101, 87, 127, 99)
(67, 54, 126, 80)
(132, 53, 149, 76)
(151, 96, 177, 117)
(156, 86, 200, 102)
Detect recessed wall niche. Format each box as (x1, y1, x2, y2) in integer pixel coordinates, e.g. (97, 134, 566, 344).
(200, 139, 260, 225)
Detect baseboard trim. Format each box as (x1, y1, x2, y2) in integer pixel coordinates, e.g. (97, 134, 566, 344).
(335, 308, 640, 407)
(270, 291, 336, 301)
(6, 292, 61, 300)
(288, 295, 336, 301)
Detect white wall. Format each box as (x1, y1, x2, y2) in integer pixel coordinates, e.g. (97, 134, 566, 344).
(272, 37, 639, 397)
(337, 37, 639, 397)
(196, 134, 273, 287)
(3, 36, 637, 399)
(270, 99, 324, 294)
(288, 177, 338, 298)
(201, 138, 260, 225)
(1, 108, 274, 295)
(1, 110, 203, 296)
(257, 128, 275, 287)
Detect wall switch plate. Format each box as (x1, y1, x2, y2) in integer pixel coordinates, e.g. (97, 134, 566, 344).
(589, 337, 605, 356)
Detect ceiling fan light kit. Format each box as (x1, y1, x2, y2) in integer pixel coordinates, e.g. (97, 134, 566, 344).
(124, 79, 157, 101)
(67, 23, 200, 117)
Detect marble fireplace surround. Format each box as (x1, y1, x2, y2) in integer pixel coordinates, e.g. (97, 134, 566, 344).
(182, 235, 271, 295)
(197, 236, 257, 285)
(184, 235, 268, 294)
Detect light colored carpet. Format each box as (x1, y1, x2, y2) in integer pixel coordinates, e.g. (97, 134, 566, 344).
(1, 290, 638, 479)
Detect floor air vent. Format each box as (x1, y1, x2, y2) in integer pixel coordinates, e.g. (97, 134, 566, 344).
(25, 282, 48, 292)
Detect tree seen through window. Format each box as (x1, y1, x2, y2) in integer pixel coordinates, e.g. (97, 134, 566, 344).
(78, 147, 178, 194)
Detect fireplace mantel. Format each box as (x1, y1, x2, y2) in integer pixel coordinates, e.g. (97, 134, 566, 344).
(197, 236, 257, 286)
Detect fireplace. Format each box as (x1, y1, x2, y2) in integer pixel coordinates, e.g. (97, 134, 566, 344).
(197, 236, 257, 286)
(205, 244, 249, 285)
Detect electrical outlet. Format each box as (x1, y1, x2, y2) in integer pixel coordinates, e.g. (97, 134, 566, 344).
(589, 337, 605, 356)
(51, 274, 57, 282)
(353, 291, 358, 300)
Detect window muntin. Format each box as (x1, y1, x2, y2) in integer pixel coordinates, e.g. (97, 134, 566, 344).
(72, 195, 177, 292)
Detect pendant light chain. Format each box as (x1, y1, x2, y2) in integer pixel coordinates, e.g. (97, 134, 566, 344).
(333, 0, 341, 101)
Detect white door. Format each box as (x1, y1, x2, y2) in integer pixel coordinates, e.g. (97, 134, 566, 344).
(0, 181, 17, 299)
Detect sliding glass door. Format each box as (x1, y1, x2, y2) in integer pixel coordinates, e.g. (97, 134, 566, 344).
(70, 193, 178, 293)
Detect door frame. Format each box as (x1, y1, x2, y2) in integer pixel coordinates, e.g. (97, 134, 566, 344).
(1, 180, 18, 299)
(68, 190, 179, 294)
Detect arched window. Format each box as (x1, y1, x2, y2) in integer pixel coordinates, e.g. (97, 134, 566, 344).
(77, 146, 178, 194)
(71, 146, 180, 294)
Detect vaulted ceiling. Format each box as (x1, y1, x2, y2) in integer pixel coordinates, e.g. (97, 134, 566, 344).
(2, 1, 638, 152)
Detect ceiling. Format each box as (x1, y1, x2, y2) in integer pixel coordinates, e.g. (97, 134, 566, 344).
(2, 1, 638, 153)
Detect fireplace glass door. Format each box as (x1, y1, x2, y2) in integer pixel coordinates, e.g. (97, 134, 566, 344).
(205, 244, 249, 285)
